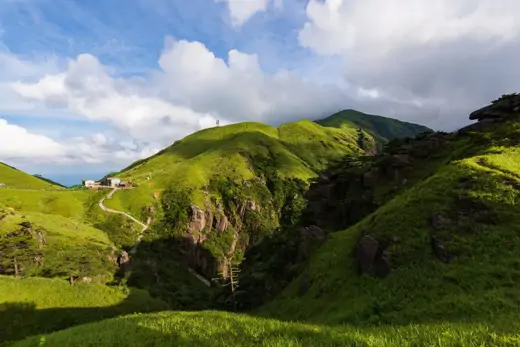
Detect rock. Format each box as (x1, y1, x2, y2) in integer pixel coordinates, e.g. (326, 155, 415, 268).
(362, 170, 378, 189)
(374, 249, 392, 278)
(391, 154, 411, 167)
(357, 235, 379, 274)
(431, 213, 452, 230)
(216, 215, 229, 232)
(469, 93, 520, 121)
(246, 200, 258, 211)
(188, 205, 206, 232)
(82, 277, 92, 283)
(117, 251, 131, 273)
(430, 236, 453, 263)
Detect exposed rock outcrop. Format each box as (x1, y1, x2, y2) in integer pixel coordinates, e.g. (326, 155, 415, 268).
(356, 235, 392, 278)
(460, 93, 520, 134)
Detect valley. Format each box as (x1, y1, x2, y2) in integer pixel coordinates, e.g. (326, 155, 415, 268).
(2, 102, 520, 346)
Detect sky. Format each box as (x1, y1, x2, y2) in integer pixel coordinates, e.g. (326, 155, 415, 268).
(1, 0, 519, 185)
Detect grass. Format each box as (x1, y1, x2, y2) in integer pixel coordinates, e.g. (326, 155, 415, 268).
(317, 109, 432, 143)
(0, 163, 62, 189)
(12, 310, 520, 347)
(0, 189, 95, 221)
(0, 276, 168, 344)
(259, 122, 520, 327)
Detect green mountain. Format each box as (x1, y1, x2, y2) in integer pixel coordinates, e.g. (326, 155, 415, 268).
(318, 109, 431, 140)
(103, 113, 429, 302)
(0, 162, 64, 189)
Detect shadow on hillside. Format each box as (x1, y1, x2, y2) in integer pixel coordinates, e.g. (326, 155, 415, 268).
(0, 288, 167, 344)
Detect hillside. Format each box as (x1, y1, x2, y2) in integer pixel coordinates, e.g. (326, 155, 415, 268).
(105, 115, 429, 304)
(257, 96, 520, 326)
(317, 109, 432, 147)
(0, 162, 64, 189)
(10, 96, 520, 347)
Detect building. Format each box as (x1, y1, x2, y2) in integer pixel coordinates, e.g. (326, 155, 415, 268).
(108, 177, 121, 188)
(118, 181, 132, 189)
(82, 180, 97, 188)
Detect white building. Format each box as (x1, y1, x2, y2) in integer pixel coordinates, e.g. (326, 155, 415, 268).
(83, 180, 96, 187)
(108, 178, 121, 187)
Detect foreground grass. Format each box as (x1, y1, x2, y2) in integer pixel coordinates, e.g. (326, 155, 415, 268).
(13, 310, 520, 347)
(0, 276, 168, 344)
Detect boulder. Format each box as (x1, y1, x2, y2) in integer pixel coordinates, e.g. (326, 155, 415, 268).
(188, 205, 206, 232)
(357, 235, 379, 274)
(469, 93, 520, 121)
(357, 235, 393, 278)
(216, 215, 229, 232)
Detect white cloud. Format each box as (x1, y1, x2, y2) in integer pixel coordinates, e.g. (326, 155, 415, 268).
(216, 0, 271, 26)
(0, 118, 159, 165)
(0, 118, 65, 160)
(298, 0, 520, 130)
(11, 38, 354, 149)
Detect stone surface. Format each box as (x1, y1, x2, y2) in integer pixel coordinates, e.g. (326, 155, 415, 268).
(357, 235, 379, 274)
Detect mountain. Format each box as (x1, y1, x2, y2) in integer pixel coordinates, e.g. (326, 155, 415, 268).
(9, 96, 520, 347)
(0, 162, 64, 189)
(105, 113, 429, 302)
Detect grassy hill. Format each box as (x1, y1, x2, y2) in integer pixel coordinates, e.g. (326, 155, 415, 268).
(0, 162, 64, 189)
(102, 115, 428, 304)
(0, 276, 168, 344)
(258, 116, 520, 327)
(317, 109, 432, 146)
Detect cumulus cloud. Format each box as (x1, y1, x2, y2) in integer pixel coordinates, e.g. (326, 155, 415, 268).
(299, 0, 520, 130)
(11, 38, 355, 146)
(216, 0, 271, 26)
(0, 118, 159, 165)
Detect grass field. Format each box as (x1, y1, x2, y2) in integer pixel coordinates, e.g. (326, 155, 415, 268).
(12, 310, 520, 347)
(0, 163, 62, 189)
(0, 276, 168, 344)
(0, 189, 95, 220)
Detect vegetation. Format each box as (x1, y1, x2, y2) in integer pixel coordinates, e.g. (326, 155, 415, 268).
(13, 311, 520, 347)
(0, 276, 167, 344)
(259, 120, 520, 328)
(0, 163, 63, 189)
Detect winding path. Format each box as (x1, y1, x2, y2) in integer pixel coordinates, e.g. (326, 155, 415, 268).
(98, 189, 210, 286)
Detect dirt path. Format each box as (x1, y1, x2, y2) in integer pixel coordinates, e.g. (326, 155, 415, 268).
(99, 189, 210, 287)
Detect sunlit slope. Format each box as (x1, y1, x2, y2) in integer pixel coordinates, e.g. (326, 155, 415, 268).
(0, 162, 62, 189)
(13, 310, 520, 347)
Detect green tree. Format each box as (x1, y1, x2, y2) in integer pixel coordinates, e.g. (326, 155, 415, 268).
(0, 224, 40, 276)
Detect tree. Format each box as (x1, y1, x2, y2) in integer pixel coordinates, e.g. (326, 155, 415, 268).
(0, 224, 40, 276)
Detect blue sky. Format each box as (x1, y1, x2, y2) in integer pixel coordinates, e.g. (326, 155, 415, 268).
(1, 0, 519, 186)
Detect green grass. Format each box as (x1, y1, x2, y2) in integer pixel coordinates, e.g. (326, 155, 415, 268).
(0, 163, 62, 189)
(317, 109, 432, 143)
(0, 189, 95, 220)
(259, 123, 520, 326)
(0, 276, 168, 344)
(12, 310, 520, 347)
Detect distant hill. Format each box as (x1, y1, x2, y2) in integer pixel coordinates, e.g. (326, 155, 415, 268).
(0, 162, 64, 189)
(317, 109, 432, 146)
